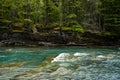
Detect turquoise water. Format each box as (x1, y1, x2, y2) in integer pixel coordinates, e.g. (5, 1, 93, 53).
(0, 47, 120, 80)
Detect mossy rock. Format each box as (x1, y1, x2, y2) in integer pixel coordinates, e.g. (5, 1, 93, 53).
(0, 62, 26, 68)
(12, 22, 24, 27)
(11, 30, 24, 33)
(0, 26, 9, 29)
(33, 24, 44, 27)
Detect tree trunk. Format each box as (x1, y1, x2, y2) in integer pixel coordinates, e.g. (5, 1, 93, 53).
(36, 0, 40, 23)
(44, 0, 49, 27)
(59, 0, 63, 36)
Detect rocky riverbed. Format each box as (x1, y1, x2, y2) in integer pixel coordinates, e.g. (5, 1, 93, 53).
(0, 47, 120, 80)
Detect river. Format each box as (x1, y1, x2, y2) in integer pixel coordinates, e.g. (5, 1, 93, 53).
(0, 47, 120, 80)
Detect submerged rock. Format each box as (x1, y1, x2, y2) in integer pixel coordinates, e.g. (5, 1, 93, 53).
(5, 49, 12, 52)
(0, 62, 26, 68)
(51, 67, 72, 76)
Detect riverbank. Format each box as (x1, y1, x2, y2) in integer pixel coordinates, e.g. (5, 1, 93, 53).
(0, 31, 120, 47)
(0, 39, 120, 47)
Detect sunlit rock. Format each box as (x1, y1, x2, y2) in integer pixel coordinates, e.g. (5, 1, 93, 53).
(74, 52, 89, 57)
(51, 53, 70, 63)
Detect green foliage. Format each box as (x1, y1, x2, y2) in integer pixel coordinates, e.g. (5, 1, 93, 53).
(55, 25, 84, 33)
(67, 14, 77, 19)
(0, 0, 119, 39)
(100, 0, 120, 35)
(0, 19, 12, 24)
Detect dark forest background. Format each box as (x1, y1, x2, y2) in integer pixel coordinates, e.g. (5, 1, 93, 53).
(0, 0, 120, 46)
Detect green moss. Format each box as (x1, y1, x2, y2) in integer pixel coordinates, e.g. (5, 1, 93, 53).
(54, 26, 84, 33)
(0, 62, 26, 68)
(104, 32, 111, 36)
(32, 24, 44, 27)
(11, 30, 24, 33)
(0, 26, 8, 29)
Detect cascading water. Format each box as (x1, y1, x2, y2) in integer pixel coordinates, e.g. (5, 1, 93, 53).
(0, 47, 120, 80)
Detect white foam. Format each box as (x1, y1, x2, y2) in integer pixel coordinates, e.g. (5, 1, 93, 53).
(74, 52, 88, 57)
(97, 55, 105, 58)
(51, 53, 70, 63)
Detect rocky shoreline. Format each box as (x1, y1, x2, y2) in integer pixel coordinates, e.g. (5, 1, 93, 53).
(0, 39, 120, 47)
(0, 30, 120, 47)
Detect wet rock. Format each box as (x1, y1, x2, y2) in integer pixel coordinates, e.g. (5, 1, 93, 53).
(11, 33, 23, 40)
(0, 40, 8, 46)
(0, 40, 25, 46)
(2, 33, 9, 40)
(51, 67, 72, 76)
(66, 42, 76, 46)
(38, 42, 55, 46)
(66, 42, 88, 46)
